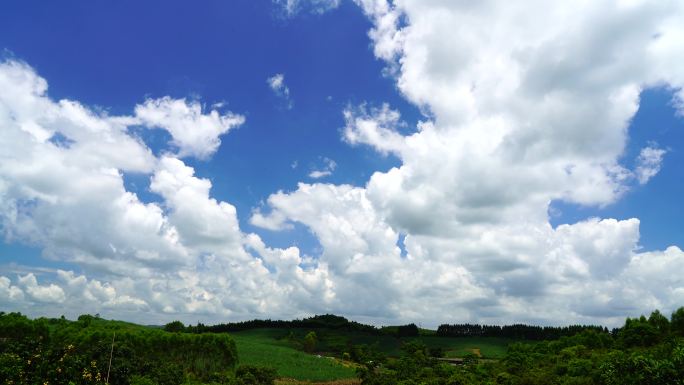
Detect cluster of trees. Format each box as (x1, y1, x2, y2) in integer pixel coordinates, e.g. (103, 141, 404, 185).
(0, 312, 274, 385)
(436, 323, 608, 340)
(359, 307, 684, 385)
(181, 314, 380, 335)
(183, 312, 612, 342)
(379, 323, 421, 337)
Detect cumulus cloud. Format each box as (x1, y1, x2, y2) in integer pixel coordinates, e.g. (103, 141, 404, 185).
(343, 103, 405, 156)
(18, 273, 65, 303)
(3, 0, 684, 327)
(0, 59, 330, 323)
(134, 97, 245, 159)
(0, 276, 24, 304)
(254, 0, 684, 325)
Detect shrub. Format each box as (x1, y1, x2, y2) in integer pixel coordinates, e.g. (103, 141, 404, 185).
(235, 365, 277, 385)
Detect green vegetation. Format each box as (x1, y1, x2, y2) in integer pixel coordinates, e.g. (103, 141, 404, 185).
(358, 308, 684, 385)
(0, 312, 238, 384)
(228, 325, 512, 360)
(3, 307, 684, 384)
(230, 329, 356, 382)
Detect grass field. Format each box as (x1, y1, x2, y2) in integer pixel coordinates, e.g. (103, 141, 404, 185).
(264, 328, 513, 359)
(231, 329, 357, 381)
(230, 328, 515, 382)
(419, 336, 513, 359)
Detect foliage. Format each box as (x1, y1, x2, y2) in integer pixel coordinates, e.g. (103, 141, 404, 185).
(187, 314, 380, 335)
(437, 322, 607, 340)
(303, 331, 318, 353)
(164, 321, 186, 333)
(229, 329, 356, 381)
(357, 307, 684, 385)
(3, 307, 684, 384)
(234, 365, 277, 385)
(0, 312, 237, 384)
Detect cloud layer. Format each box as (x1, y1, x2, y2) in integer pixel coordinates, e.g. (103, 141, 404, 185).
(2, 0, 684, 327)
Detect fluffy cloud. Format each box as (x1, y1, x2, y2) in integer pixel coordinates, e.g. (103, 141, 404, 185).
(18, 273, 65, 303)
(0, 59, 330, 323)
(253, 0, 684, 325)
(134, 97, 245, 159)
(2, 0, 684, 327)
(252, 183, 404, 316)
(343, 103, 405, 156)
(0, 276, 24, 304)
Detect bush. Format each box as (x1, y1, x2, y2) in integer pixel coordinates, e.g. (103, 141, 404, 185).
(164, 321, 185, 333)
(235, 365, 277, 385)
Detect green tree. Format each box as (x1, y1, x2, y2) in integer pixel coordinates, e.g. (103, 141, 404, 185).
(163, 320, 185, 333)
(303, 331, 318, 353)
(671, 307, 684, 336)
(648, 310, 670, 336)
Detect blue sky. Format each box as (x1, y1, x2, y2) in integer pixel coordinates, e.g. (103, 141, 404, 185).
(1, 0, 683, 326)
(0, 0, 419, 257)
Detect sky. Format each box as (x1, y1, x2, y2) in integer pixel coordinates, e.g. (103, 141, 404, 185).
(0, 0, 683, 328)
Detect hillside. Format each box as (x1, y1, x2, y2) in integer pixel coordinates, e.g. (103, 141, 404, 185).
(2, 308, 684, 384)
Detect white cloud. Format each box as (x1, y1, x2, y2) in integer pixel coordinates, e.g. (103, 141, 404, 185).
(134, 97, 245, 159)
(18, 273, 65, 303)
(273, 0, 341, 16)
(267, 73, 293, 109)
(343, 103, 405, 156)
(253, 0, 684, 325)
(250, 207, 293, 231)
(0, 60, 186, 277)
(308, 157, 337, 179)
(0, 59, 331, 323)
(635, 145, 667, 184)
(0, 276, 24, 304)
(3, 0, 684, 327)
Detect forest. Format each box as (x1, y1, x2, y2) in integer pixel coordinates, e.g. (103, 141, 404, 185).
(1, 308, 684, 384)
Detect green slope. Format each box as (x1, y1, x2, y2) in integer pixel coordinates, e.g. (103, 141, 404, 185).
(231, 329, 357, 381)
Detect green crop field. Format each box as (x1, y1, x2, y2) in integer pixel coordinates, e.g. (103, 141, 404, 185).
(419, 336, 514, 358)
(229, 327, 515, 382)
(231, 329, 358, 382)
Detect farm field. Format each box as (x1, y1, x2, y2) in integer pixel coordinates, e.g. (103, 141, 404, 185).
(232, 327, 513, 359)
(230, 327, 514, 382)
(230, 329, 357, 382)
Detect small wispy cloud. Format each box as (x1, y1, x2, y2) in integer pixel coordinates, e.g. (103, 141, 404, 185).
(273, 0, 341, 17)
(635, 145, 667, 185)
(309, 157, 337, 179)
(267, 73, 293, 109)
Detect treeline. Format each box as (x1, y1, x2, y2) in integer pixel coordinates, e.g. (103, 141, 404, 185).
(436, 322, 608, 340)
(184, 312, 607, 342)
(182, 313, 381, 335)
(359, 307, 684, 385)
(0, 312, 238, 385)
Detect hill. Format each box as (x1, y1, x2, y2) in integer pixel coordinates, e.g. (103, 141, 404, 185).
(2, 307, 684, 384)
